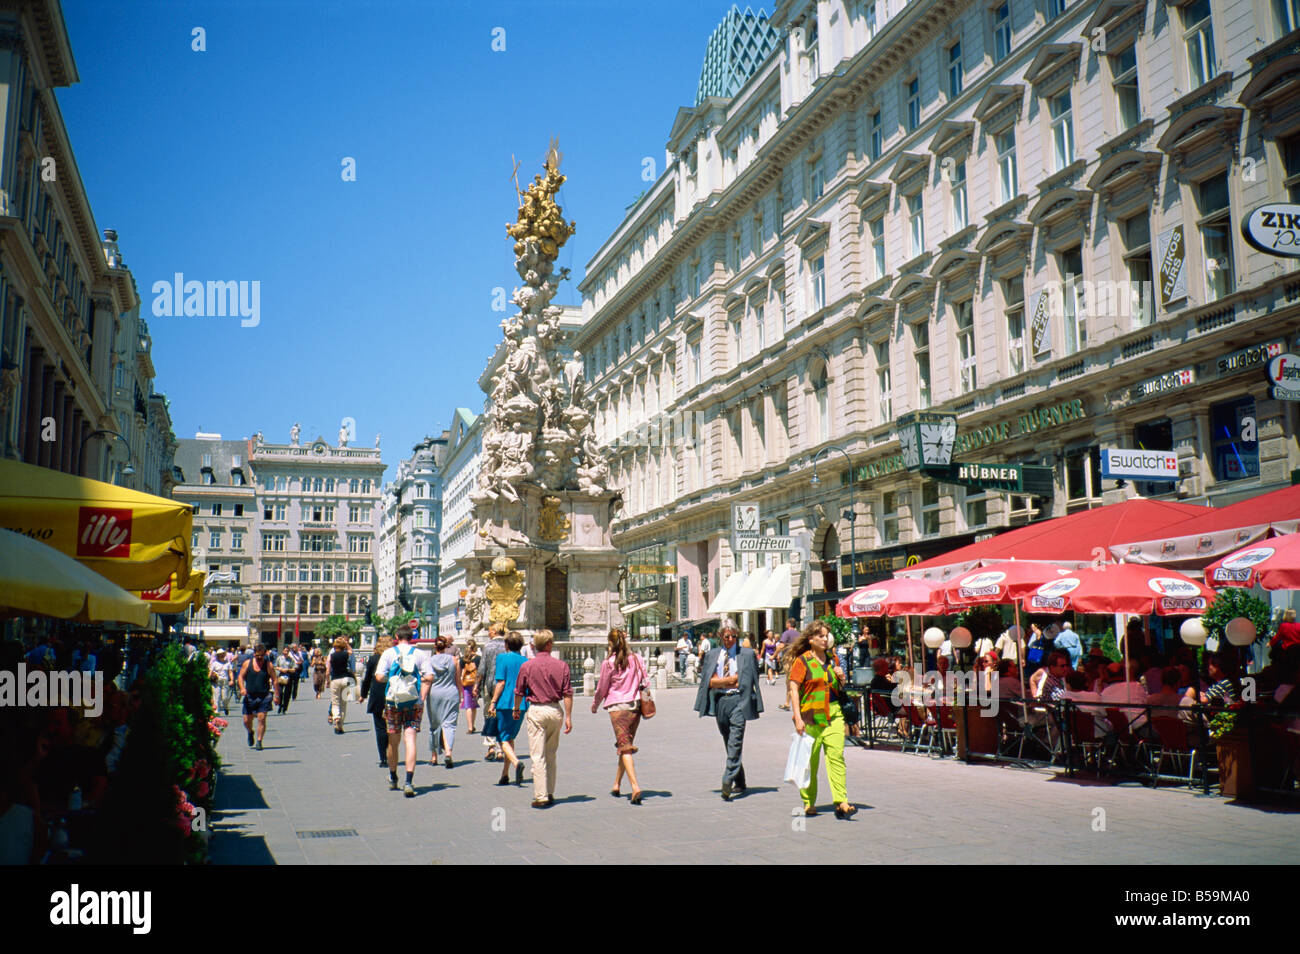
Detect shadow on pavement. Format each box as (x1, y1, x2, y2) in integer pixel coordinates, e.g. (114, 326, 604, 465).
(215, 773, 270, 812)
(209, 826, 276, 865)
(550, 794, 596, 804)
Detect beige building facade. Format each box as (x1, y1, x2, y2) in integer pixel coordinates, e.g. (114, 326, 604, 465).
(575, 0, 1300, 629)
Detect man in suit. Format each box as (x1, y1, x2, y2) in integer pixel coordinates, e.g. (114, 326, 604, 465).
(694, 625, 764, 800)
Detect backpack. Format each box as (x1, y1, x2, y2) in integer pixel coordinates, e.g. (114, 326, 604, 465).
(461, 657, 478, 687)
(386, 646, 421, 707)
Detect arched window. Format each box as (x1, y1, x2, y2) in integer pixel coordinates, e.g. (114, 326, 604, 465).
(321, 595, 330, 614)
(298, 595, 309, 614)
(313, 477, 323, 492)
(310, 595, 320, 615)
(812, 364, 830, 443)
(362, 479, 371, 493)
(272, 594, 282, 614)
(325, 477, 334, 492)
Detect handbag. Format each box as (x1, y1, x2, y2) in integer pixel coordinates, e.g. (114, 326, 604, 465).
(482, 712, 499, 737)
(639, 686, 657, 719)
(784, 731, 814, 788)
(277, 674, 289, 686)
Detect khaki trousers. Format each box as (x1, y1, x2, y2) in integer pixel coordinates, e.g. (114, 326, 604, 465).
(524, 702, 563, 798)
(329, 677, 351, 724)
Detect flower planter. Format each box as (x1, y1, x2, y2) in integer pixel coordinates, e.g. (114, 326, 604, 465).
(1215, 731, 1254, 799)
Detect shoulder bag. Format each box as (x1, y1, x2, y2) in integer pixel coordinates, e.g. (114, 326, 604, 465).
(637, 657, 656, 719)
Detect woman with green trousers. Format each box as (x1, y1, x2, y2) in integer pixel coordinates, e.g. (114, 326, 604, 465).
(786, 623, 857, 819)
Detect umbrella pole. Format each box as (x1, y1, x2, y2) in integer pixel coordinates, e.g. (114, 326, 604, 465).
(1014, 603, 1024, 675)
(905, 615, 913, 673)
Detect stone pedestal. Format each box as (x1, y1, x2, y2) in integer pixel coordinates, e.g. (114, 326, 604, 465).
(459, 485, 624, 643)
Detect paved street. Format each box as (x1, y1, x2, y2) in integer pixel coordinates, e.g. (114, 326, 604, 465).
(208, 679, 1297, 864)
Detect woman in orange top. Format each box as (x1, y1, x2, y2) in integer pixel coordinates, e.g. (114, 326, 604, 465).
(785, 622, 856, 819)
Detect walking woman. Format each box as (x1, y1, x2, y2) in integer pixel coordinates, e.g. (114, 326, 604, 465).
(426, 635, 461, 768)
(359, 634, 394, 766)
(488, 631, 528, 786)
(786, 623, 856, 819)
(762, 630, 780, 686)
(591, 628, 648, 804)
(328, 637, 352, 733)
(310, 646, 327, 699)
(460, 637, 481, 734)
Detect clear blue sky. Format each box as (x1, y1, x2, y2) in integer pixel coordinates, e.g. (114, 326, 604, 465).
(57, 0, 747, 478)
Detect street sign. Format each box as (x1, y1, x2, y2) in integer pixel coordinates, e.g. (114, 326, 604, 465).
(733, 503, 759, 533)
(1101, 448, 1179, 481)
(455, 620, 462, 631)
(1241, 202, 1300, 258)
(735, 535, 795, 551)
(929, 462, 1054, 495)
(1267, 352, 1300, 401)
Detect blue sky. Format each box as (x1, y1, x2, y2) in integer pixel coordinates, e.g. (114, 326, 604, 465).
(57, 0, 744, 478)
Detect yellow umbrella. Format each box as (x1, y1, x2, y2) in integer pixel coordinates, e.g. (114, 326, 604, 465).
(0, 528, 151, 626)
(137, 569, 205, 613)
(0, 458, 191, 590)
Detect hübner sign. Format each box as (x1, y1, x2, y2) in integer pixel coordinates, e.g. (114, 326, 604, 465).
(1101, 448, 1180, 481)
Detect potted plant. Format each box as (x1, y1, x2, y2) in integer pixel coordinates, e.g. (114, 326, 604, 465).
(1209, 704, 1253, 799)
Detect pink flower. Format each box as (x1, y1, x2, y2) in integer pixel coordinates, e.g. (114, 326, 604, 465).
(196, 781, 210, 798)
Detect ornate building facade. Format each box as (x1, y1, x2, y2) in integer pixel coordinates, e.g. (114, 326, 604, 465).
(0, 2, 175, 486)
(377, 434, 447, 625)
(437, 408, 483, 635)
(575, 0, 1300, 629)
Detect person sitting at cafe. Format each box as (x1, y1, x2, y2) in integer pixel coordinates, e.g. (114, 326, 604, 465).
(1185, 652, 1240, 707)
(1131, 666, 1184, 737)
(996, 659, 1024, 699)
(1100, 659, 1146, 730)
(1062, 669, 1110, 736)
(1037, 651, 1072, 702)
(1082, 656, 1107, 693)
(1140, 653, 1167, 694)
(1270, 608, 1300, 655)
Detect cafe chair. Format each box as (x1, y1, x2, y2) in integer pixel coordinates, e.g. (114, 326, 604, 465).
(1149, 716, 1200, 789)
(904, 700, 936, 756)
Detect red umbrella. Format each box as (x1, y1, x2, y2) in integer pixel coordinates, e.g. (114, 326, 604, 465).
(941, 561, 1073, 608)
(838, 578, 947, 617)
(836, 578, 947, 673)
(1204, 532, 1300, 591)
(1019, 563, 1215, 616)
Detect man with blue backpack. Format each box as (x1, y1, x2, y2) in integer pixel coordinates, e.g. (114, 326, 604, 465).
(373, 622, 434, 797)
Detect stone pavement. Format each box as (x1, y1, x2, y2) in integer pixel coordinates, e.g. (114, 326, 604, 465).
(210, 679, 1298, 864)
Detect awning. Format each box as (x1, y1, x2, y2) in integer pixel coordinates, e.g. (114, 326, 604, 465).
(0, 459, 192, 590)
(756, 562, 794, 609)
(731, 566, 774, 611)
(706, 570, 749, 614)
(137, 569, 205, 613)
(619, 599, 664, 615)
(0, 528, 151, 626)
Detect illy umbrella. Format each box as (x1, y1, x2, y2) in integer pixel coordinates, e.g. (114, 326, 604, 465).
(0, 528, 151, 626)
(0, 458, 191, 590)
(1204, 532, 1300, 590)
(837, 578, 948, 670)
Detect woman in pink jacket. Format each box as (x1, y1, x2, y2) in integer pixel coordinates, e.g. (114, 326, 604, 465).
(591, 628, 648, 804)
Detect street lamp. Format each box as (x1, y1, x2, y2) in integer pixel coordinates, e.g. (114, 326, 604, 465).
(808, 445, 859, 594)
(79, 429, 134, 483)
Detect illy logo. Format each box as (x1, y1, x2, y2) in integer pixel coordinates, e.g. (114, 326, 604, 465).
(77, 507, 132, 558)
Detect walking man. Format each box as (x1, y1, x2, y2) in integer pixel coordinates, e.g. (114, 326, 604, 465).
(373, 623, 434, 797)
(694, 625, 763, 800)
(478, 623, 507, 761)
(512, 629, 572, 809)
(237, 643, 275, 750)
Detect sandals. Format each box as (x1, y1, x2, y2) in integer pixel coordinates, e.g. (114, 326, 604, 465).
(834, 803, 858, 820)
(630, 790, 644, 805)
(609, 788, 622, 798)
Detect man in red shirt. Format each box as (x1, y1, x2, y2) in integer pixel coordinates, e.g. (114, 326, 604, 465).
(1271, 608, 1300, 653)
(513, 629, 573, 808)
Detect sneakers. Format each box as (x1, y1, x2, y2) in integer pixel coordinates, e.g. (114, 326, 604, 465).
(445, 757, 454, 769)
(247, 729, 255, 747)
(255, 739, 263, 751)
(389, 774, 399, 791)
(403, 783, 416, 798)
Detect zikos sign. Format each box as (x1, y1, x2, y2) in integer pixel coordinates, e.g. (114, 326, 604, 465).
(1241, 202, 1300, 258)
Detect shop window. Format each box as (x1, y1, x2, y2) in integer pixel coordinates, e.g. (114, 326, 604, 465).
(1210, 397, 1258, 481)
(1065, 446, 1102, 502)
(1132, 417, 1174, 496)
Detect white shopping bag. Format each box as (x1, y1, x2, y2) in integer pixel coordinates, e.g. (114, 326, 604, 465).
(783, 731, 814, 788)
